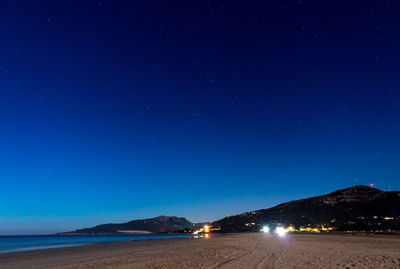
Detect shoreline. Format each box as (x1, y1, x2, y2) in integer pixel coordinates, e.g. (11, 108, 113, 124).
(1, 233, 399, 268)
(0, 233, 201, 255)
(0, 236, 202, 269)
(0, 235, 192, 257)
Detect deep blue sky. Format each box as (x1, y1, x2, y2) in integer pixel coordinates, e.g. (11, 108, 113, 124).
(1, 1, 399, 235)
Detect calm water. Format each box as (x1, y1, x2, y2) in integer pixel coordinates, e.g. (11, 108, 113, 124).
(0, 234, 200, 253)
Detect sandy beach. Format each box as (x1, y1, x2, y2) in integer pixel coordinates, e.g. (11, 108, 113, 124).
(1, 233, 399, 269)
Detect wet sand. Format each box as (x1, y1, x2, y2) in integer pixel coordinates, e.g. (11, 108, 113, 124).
(1, 233, 399, 268)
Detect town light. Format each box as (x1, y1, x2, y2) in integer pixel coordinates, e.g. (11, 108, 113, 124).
(286, 226, 295, 232)
(262, 226, 270, 233)
(275, 227, 287, 237)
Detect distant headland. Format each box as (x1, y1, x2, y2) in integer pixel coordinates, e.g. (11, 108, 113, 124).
(61, 185, 400, 235)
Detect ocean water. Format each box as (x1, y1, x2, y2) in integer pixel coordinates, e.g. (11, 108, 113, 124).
(0, 233, 201, 253)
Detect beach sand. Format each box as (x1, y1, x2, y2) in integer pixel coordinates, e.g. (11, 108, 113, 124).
(1, 233, 399, 268)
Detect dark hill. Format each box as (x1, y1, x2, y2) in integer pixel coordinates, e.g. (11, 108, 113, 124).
(212, 185, 400, 232)
(63, 216, 196, 234)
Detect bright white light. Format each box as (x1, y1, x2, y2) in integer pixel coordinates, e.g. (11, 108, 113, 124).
(275, 227, 287, 237)
(262, 226, 270, 233)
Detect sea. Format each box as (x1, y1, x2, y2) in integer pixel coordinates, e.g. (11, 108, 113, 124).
(0, 233, 201, 253)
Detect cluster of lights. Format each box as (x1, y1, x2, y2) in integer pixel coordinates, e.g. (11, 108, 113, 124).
(261, 225, 288, 237)
(275, 227, 287, 237)
(262, 225, 336, 234)
(193, 225, 210, 235)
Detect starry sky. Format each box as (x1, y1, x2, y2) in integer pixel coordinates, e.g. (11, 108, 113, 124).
(1, 1, 399, 235)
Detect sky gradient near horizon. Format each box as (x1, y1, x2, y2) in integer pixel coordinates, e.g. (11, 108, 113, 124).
(1, 1, 400, 235)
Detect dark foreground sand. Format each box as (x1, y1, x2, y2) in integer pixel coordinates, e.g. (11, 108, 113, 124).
(1, 233, 400, 269)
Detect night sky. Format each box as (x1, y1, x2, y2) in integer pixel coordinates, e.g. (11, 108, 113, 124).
(1, 1, 399, 235)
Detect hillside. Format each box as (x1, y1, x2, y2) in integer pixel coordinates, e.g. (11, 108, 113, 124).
(63, 216, 196, 234)
(212, 185, 400, 232)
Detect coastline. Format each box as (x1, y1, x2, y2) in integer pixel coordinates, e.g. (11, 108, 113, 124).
(1, 233, 399, 268)
(0, 233, 199, 254)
